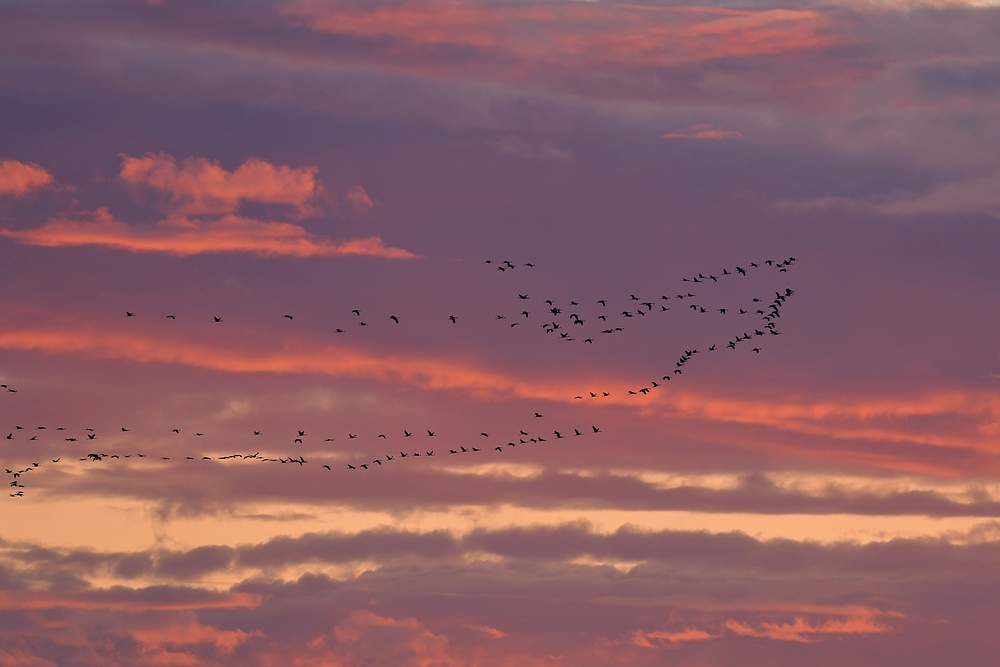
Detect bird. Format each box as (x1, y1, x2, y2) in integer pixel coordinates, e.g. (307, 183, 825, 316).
(592, 425, 601, 433)
(214, 316, 222, 322)
(283, 314, 293, 320)
(125, 311, 135, 317)
(390, 315, 399, 324)
(349, 433, 357, 439)
(352, 309, 361, 316)
(427, 430, 436, 436)
(534, 413, 543, 418)
(404, 430, 413, 437)
(166, 315, 176, 319)
(519, 294, 529, 300)
(254, 431, 261, 435)
(449, 316, 457, 323)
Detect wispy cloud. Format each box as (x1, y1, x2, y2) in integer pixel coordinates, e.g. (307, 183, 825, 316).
(660, 124, 742, 140)
(282, 1, 839, 71)
(0, 207, 418, 258)
(346, 185, 375, 215)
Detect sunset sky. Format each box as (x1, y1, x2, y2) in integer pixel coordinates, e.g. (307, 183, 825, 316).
(2, 0, 1000, 665)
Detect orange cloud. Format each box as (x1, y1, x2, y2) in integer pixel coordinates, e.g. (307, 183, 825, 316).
(0, 207, 418, 259)
(460, 623, 506, 639)
(0, 159, 54, 196)
(300, 610, 465, 667)
(120, 152, 322, 216)
(0, 319, 576, 401)
(724, 614, 892, 642)
(630, 627, 717, 647)
(282, 1, 840, 71)
(347, 185, 375, 215)
(0, 310, 997, 475)
(130, 619, 261, 655)
(661, 124, 742, 140)
(0, 591, 260, 612)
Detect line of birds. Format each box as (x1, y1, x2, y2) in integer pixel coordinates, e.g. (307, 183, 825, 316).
(573, 287, 796, 399)
(4, 415, 601, 495)
(493, 256, 797, 346)
(110, 257, 795, 338)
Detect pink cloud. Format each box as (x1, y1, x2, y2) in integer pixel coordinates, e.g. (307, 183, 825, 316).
(661, 124, 742, 140)
(347, 185, 375, 215)
(300, 610, 465, 667)
(630, 627, 717, 647)
(0, 207, 418, 258)
(0, 159, 54, 196)
(461, 623, 506, 639)
(119, 152, 323, 216)
(282, 1, 839, 70)
(725, 614, 892, 642)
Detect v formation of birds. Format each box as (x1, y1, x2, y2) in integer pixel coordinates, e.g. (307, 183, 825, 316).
(3, 257, 797, 497)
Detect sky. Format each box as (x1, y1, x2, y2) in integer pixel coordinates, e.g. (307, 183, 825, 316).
(1, 0, 1000, 664)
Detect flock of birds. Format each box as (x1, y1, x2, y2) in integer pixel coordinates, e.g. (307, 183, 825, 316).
(111, 256, 796, 347)
(4, 414, 601, 495)
(3, 256, 799, 498)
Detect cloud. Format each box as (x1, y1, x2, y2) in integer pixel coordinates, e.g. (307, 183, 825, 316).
(0, 159, 54, 197)
(282, 1, 839, 70)
(120, 152, 322, 216)
(0, 315, 577, 401)
(492, 136, 573, 160)
(346, 185, 375, 215)
(776, 172, 1000, 218)
(875, 171, 1000, 217)
(306, 610, 465, 667)
(460, 624, 506, 639)
(660, 125, 742, 140)
(724, 614, 892, 642)
(630, 627, 717, 647)
(0, 207, 418, 258)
